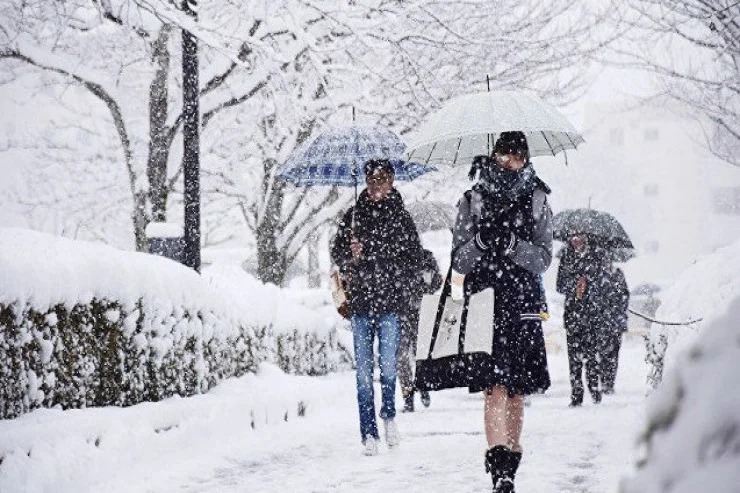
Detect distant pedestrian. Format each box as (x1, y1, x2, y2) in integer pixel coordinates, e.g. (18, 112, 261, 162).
(598, 263, 629, 394)
(398, 248, 442, 412)
(330, 158, 424, 456)
(556, 235, 610, 406)
(451, 132, 553, 492)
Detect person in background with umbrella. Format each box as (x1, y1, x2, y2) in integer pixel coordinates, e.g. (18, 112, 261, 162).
(598, 257, 630, 394)
(451, 131, 553, 493)
(398, 248, 442, 413)
(330, 158, 425, 456)
(556, 234, 610, 407)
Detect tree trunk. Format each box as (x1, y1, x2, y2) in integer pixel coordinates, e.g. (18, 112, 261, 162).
(256, 158, 288, 285)
(132, 191, 149, 252)
(147, 27, 172, 223)
(307, 232, 321, 288)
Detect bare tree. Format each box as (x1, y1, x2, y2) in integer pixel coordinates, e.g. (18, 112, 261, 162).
(0, 0, 615, 286)
(0, 0, 352, 252)
(610, 0, 740, 166)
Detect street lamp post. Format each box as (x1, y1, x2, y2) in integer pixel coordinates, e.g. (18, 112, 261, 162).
(181, 0, 200, 272)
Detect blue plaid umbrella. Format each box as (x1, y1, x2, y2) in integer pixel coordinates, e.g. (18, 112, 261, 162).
(279, 125, 435, 193)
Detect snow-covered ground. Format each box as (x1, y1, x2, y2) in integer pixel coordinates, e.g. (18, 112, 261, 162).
(2, 230, 737, 492)
(0, 329, 648, 493)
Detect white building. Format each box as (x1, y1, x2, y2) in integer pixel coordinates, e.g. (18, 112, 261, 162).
(538, 100, 740, 288)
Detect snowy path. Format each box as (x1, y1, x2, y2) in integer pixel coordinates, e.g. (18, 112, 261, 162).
(170, 337, 646, 493)
(0, 334, 647, 493)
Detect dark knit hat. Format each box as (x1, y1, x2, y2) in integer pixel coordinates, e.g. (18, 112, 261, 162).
(494, 131, 529, 159)
(364, 158, 395, 177)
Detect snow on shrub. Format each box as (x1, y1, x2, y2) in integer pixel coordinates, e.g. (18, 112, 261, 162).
(0, 229, 351, 419)
(621, 294, 740, 492)
(645, 239, 740, 389)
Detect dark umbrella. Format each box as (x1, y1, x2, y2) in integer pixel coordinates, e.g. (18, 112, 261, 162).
(555, 244, 635, 263)
(553, 208, 634, 249)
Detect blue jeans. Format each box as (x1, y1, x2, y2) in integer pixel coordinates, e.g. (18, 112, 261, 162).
(351, 313, 401, 443)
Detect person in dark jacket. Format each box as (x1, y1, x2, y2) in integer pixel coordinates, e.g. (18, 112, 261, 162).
(397, 248, 442, 412)
(598, 263, 629, 394)
(451, 132, 553, 493)
(330, 158, 424, 456)
(556, 235, 610, 407)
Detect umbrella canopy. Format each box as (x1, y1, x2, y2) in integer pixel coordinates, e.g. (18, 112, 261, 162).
(279, 124, 434, 187)
(553, 208, 634, 249)
(407, 201, 456, 233)
(406, 90, 584, 166)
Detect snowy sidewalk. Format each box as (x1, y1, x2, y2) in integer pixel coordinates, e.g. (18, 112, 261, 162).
(0, 335, 647, 493)
(169, 337, 646, 493)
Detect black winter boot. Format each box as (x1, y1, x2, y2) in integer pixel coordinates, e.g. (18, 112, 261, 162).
(497, 450, 522, 493)
(402, 393, 415, 413)
(485, 446, 504, 491)
(570, 387, 584, 407)
(485, 446, 522, 492)
(420, 390, 431, 408)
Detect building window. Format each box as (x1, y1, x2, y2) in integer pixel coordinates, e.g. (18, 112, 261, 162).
(644, 128, 659, 141)
(644, 183, 659, 196)
(712, 187, 740, 215)
(610, 128, 624, 146)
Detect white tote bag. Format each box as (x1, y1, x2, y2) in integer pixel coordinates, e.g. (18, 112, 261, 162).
(415, 267, 495, 391)
(416, 287, 494, 359)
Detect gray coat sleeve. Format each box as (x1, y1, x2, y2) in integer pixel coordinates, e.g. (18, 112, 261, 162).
(451, 193, 487, 275)
(509, 189, 553, 274)
(451, 189, 553, 275)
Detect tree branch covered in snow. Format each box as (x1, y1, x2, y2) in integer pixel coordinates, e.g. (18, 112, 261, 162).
(0, 0, 612, 284)
(609, 0, 740, 167)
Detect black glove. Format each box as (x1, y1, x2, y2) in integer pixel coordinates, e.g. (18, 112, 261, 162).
(476, 218, 517, 256)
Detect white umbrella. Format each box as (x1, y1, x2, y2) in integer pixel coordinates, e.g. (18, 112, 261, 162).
(407, 90, 584, 166)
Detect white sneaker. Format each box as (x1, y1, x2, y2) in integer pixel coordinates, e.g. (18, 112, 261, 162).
(384, 418, 400, 448)
(363, 437, 379, 456)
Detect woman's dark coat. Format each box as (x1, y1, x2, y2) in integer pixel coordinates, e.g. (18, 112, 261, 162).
(331, 188, 424, 316)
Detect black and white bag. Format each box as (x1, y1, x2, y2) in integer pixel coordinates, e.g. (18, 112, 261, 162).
(414, 268, 495, 391)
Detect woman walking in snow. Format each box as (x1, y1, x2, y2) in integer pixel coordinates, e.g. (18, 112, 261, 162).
(451, 132, 553, 492)
(331, 158, 424, 456)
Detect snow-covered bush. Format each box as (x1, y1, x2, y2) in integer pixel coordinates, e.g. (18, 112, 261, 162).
(621, 295, 740, 492)
(0, 229, 350, 419)
(645, 239, 740, 389)
(0, 297, 261, 419)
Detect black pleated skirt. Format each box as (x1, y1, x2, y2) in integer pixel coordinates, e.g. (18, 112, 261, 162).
(467, 311, 551, 396)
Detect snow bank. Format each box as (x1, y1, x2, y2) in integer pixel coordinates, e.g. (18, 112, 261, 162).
(0, 228, 351, 419)
(645, 238, 740, 388)
(621, 294, 740, 492)
(0, 228, 225, 312)
(203, 264, 330, 336)
(0, 363, 336, 493)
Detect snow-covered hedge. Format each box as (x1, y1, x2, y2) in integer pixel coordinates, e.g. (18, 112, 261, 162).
(621, 295, 740, 492)
(645, 239, 740, 389)
(0, 297, 263, 419)
(0, 229, 351, 419)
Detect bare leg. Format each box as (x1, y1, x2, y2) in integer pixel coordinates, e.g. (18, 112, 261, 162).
(506, 395, 524, 452)
(484, 385, 509, 448)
